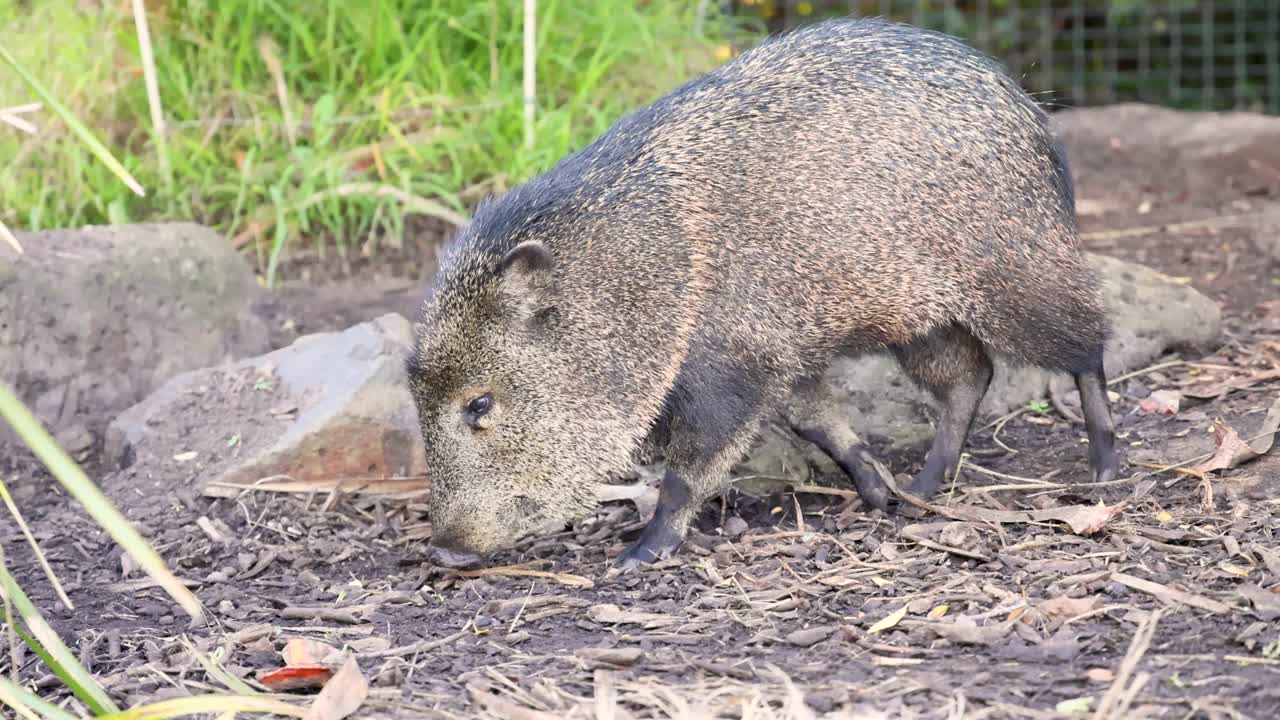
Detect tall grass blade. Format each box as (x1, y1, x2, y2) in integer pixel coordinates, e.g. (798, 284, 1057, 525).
(0, 478, 73, 610)
(0, 548, 118, 715)
(94, 695, 308, 720)
(0, 675, 79, 720)
(0, 602, 90, 715)
(0, 45, 146, 197)
(0, 219, 22, 254)
(131, 0, 173, 191)
(0, 382, 203, 620)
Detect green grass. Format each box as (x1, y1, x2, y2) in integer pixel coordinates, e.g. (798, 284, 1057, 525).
(1, 0, 752, 284)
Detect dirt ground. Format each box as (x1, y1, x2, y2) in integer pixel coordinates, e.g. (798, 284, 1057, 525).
(2, 106, 1279, 719)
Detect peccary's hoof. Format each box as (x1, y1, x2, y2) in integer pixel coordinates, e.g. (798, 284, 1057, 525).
(615, 522, 686, 570)
(1092, 454, 1120, 484)
(855, 481, 901, 515)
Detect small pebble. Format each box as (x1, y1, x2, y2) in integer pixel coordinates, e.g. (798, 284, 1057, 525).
(723, 516, 749, 539)
(786, 625, 833, 648)
(806, 692, 837, 714)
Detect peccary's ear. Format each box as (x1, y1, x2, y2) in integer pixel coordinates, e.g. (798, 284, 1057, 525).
(496, 240, 556, 318)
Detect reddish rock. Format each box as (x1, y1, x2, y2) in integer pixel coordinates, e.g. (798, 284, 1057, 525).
(103, 313, 427, 502)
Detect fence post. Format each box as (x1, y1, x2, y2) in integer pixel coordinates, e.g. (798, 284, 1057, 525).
(523, 0, 536, 151)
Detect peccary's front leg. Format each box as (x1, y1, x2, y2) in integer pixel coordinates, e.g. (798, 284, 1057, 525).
(615, 421, 763, 569)
(616, 366, 781, 569)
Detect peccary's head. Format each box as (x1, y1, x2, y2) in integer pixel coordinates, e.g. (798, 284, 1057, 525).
(406, 206, 647, 566)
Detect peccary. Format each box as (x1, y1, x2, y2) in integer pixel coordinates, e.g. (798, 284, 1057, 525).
(407, 17, 1119, 570)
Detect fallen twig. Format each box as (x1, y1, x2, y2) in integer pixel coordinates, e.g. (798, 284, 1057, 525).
(1108, 572, 1231, 614)
(1092, 608, 1163, 720)
(358, 628, 469, 659)
(1081, 211, 1274, 243)
(448, 564, 594, 589)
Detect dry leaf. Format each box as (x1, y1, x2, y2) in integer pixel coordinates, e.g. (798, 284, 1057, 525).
(1085, 668, 1116, 683)
(1219, 564, 1251, 578)
(1034, 502, 1126, 535)
(588, 604, 678, 629)
(302, 655, 368, 720)
(1155, 510, 1173, 523)
(1038, 595, 1101, 620)
(257, 665, 333, 691)
(1138, 389, 1181, 415)
(1191, 399, 1280, 473)
(1181, 368, 1280, 400)
(901, 496, 1123, 535)
(346, 637, 391, 655)
(1237, 584, 1280, 621)
(928, 604, 949, 619)
(926, 616, 1014, 645)
(283, 638, 343, 667)
(868, 605, 908, 634)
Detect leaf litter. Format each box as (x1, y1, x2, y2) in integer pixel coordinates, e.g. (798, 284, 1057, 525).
(6, 168, 1280, 718)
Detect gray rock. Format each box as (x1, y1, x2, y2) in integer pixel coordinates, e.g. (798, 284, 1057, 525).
(103, 313, 426, 499)
(1052, 103, 1280, 205)
(0, 223, 269, 442)
(733, 253, 1223, 491)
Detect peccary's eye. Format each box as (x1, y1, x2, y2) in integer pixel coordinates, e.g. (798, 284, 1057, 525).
(463, 393, 494, 430)
(467, 394, 492, 416)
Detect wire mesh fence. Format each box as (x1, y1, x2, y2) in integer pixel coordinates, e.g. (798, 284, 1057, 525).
(724, 1, 1280, 115)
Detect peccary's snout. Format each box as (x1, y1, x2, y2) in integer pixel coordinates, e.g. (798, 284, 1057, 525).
(426, 540, 483, 569)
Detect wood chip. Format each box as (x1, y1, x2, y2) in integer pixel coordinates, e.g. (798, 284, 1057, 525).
(574, 647, 643, 666)
(587, 604, 678, 629)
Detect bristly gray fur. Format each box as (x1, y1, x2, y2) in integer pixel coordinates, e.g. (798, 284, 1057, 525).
(407, 17, 1118, 563)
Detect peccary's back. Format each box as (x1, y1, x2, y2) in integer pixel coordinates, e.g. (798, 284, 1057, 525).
(457, 18, 1101, 379)
(562, 18, 1090, 359)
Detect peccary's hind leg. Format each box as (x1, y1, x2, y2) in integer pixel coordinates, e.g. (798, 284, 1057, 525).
(1075, 356, 1119, 483)
(784, 380, 898, 513)
(891, 323, 993, 498)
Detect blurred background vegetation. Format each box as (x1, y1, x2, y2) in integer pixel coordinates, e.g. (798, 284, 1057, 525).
(2, 1, 1278, 277)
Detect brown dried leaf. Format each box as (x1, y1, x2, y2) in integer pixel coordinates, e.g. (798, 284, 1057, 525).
(1038, 595, 1101, 620)
(1138, 389, 1181, 415)
(302, 655, 368, 720)
(1086, 668, 1116, 683)
(1033, 502, 1126, 535)
(1190, 400, 1280, 473)
(1180, 368, 1280, 400)
(1237, 584, 1280, 621)
(283, 638, 344, 667)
